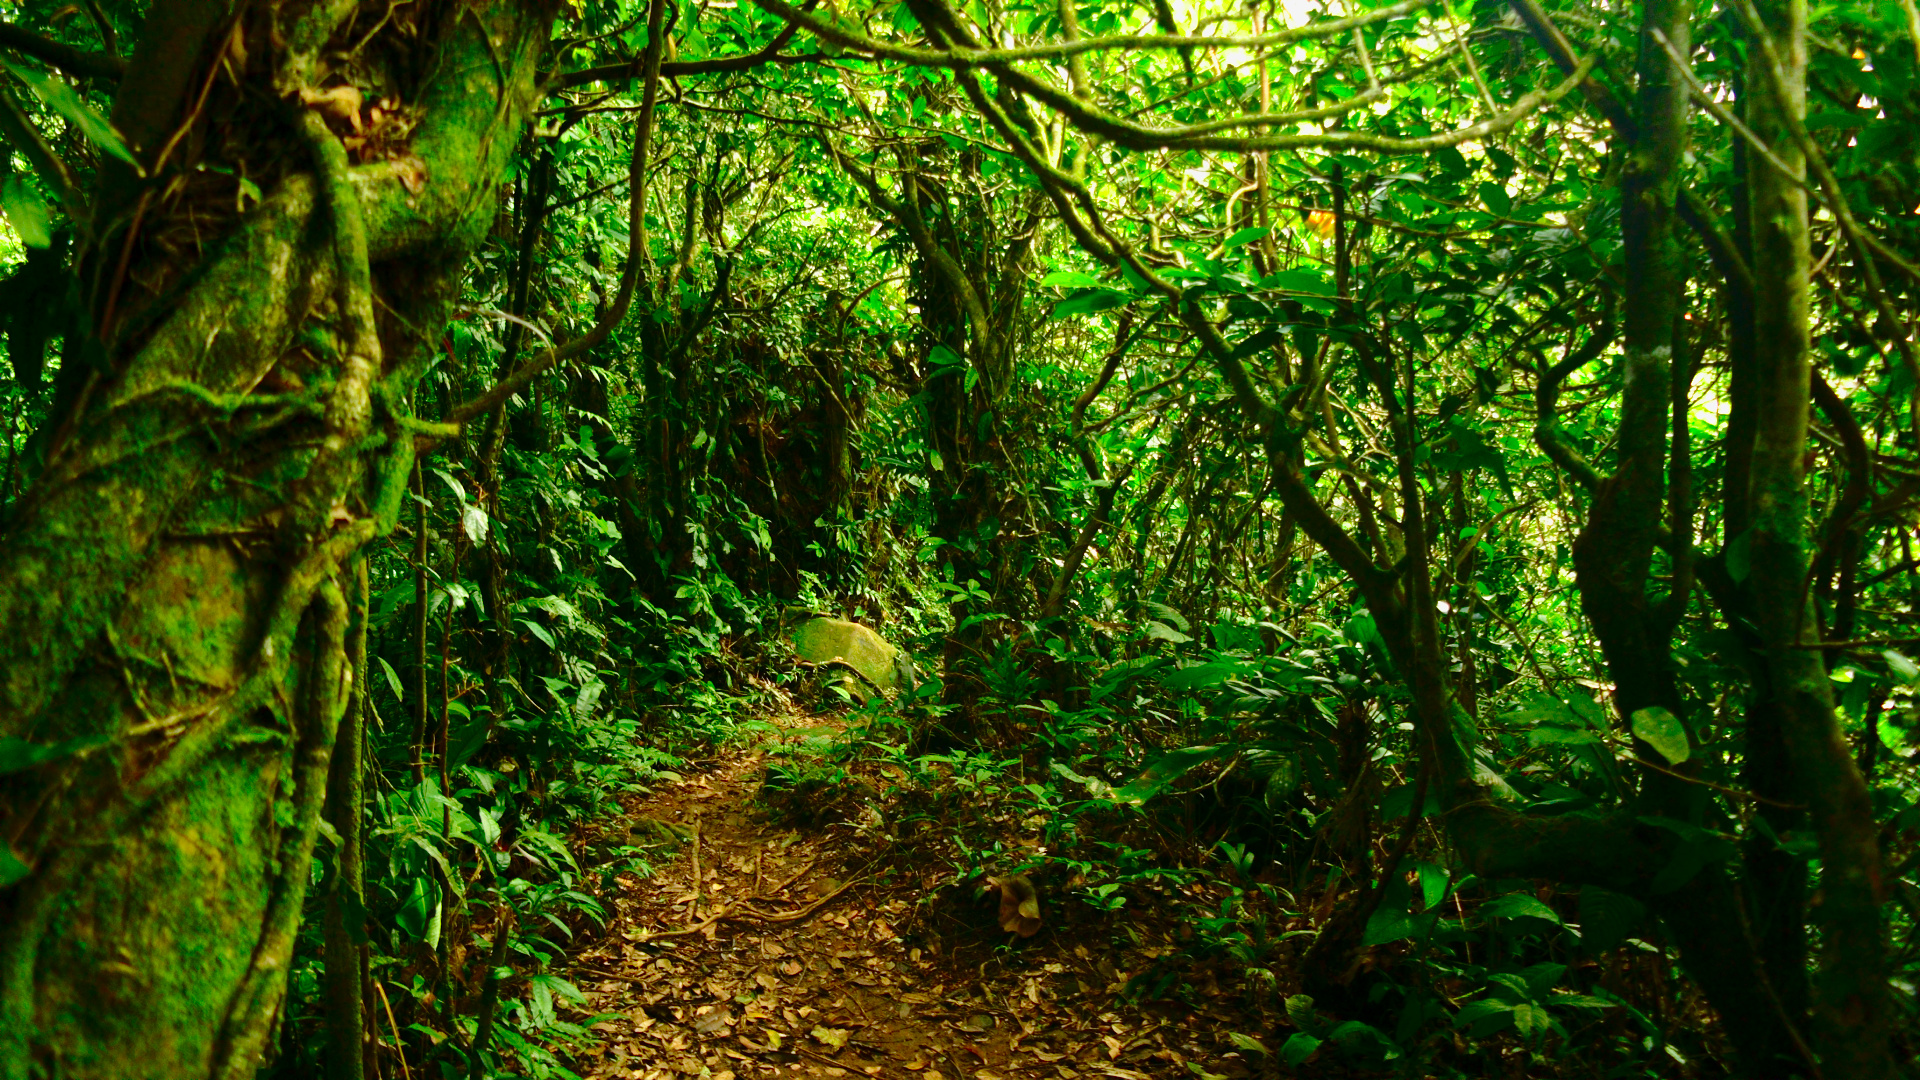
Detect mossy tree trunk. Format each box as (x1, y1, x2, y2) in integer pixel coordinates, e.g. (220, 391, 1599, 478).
(0, 2, 554, 1077)
(1740, 0, 1892, 1070)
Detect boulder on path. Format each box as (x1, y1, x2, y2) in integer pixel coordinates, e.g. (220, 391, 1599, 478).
(789, 616, 914, 700)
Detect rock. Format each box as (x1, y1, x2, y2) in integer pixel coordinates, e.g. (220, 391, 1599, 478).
(789, 617, 916, 701)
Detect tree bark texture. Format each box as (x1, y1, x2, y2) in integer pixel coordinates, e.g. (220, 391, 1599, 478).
(0, 3, 554, 1077)
(1741, 0, 1893, 1072)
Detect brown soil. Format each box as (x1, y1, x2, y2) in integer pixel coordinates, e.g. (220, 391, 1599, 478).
(566, 721, 1272, 1080)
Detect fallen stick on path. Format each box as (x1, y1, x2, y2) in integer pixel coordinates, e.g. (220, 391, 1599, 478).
(638, 872, 867, 939)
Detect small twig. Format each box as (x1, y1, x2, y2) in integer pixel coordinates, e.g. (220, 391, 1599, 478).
(374, 976, 412, 1080)
(756, 857, 817, 901)
(690, 817, 702, 911)
(1625, 755, 1804, 809)
(641, 876, 866, 939)
(644, 908, 730, 940)
(795, 1045, 850, 1069)
(569, 964, 629, 981)
(750, 876, 863, 923)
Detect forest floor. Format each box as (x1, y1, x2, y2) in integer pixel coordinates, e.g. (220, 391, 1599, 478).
(561, 706, 1279, 1080)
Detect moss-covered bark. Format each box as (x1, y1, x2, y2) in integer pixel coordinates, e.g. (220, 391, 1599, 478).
(1741, 0, 1893, 1072)
(0, 3, 555, 1077)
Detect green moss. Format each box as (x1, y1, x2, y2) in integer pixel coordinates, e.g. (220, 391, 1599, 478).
(34, 748, 280, 1077)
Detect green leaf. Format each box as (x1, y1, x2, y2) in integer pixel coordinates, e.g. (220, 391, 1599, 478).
(1257, 268, 1334, 296)
(1278, 1032, 1321, 1066)
(1566, 690, 1606, 728)
(1, 175, 49, 247)
(1520, 961, 1568, 997)
(1223, 225, 1270, 249)
(1050, 761, 1111, 797)
(1528, 725, 1600, 747)
(1549, 992, 1616, 1009)
(1454, 999, 1515, 1032)
(376, 656, 405, 703)
(1160, 661, 1247, 691)
(1225, 1032, 1269, 1055)
(1144, 601, 1190, 631)
(1143, 620, 1191, 644)
(1482, 892, 1561, 925)
(1631, 706, 1689, 764)
(3, 61, 136, 166)
(1327, 1020, 1395, 1056)
(0, 846, 30, 888)
(1284, 993, 1317, 1033)
(432, 467, 467, 502)
(1885, 649, 1920, 685)
(519, 618, 556, 649)
(1478, 180, 1512, 216)
(1362, 895, 1415, 945)
(1228, 327, 1283, 361)
(397, 875, 441, 944)
(1110, 744, 1223, 806)
(1051, 288, 1130, 318)
(1413, 860, 1450, 909)
(1039, 270, 1104, 288)
(461, 503, 490, 544)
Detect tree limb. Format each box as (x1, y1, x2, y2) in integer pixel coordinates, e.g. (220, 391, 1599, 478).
(0, 22, 123, 80)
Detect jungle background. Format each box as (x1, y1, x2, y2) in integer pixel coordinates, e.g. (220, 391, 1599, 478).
(0, 0, 1915, 1076)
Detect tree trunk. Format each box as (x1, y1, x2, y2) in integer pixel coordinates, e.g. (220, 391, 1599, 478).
(0, 4, 553, 1077)
(1741, 1, 1893, 1072)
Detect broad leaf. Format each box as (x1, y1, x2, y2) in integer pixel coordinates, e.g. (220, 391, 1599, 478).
(1630, 706, 1689, 765)
(1110, 744, 1224, 805)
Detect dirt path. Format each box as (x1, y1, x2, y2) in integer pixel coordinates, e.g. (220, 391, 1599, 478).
(566, 723, 1266, 1080)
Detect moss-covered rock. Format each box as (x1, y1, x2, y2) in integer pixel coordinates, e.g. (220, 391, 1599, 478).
(789, 617, 913, 700)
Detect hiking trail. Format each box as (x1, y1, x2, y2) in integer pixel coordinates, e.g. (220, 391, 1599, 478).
(564, 712, 1272, 1080)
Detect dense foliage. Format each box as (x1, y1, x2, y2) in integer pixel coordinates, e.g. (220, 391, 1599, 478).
(0, 0, 1915, 1076)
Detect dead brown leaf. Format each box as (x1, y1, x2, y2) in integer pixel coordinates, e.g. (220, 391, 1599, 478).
(989, 874, 1043, 937)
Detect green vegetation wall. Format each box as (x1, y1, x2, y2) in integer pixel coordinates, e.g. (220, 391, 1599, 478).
(0, 0, 1914, 1076)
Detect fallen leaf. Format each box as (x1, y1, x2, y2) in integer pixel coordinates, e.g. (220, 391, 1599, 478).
(811, 1026, 850, 1050)
(394, 155, 427, 195)
(298, 84, 364, 131)
(988, 874, 1042, 937)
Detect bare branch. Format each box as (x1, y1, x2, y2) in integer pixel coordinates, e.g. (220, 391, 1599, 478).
(753, 0, 1434, 67)
(0, 22, 123, 81)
